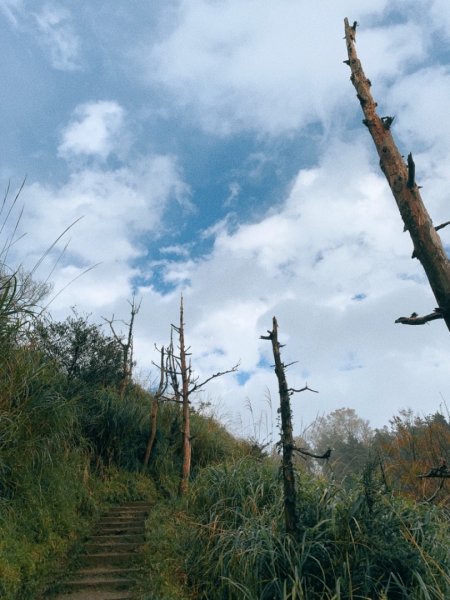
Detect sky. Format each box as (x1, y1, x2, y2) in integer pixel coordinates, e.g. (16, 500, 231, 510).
(1, 0, 450, 441)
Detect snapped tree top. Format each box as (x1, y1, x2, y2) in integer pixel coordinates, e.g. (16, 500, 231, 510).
(343, 18, 450, 331)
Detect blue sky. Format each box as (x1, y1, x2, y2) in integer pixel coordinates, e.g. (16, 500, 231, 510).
(2, 0, 450, 438)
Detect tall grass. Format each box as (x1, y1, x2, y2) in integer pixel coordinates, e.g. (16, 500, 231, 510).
(186, 458, 450, 599)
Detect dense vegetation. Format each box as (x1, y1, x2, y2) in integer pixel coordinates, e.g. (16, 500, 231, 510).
(0, 260, 449, 599)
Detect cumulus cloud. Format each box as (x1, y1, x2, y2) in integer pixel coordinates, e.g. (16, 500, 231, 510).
(3, 1, 450, 438)
(133, 136, 449, 433)
(136, 0, 425, 135)
(58, 101, 126, 160)
(12, 153, 189, 313)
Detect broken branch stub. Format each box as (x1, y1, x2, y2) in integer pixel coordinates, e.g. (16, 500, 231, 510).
(344, 18, 450, 331)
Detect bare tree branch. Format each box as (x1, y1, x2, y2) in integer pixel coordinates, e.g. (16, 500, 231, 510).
(435, 220, 450, 232)
(395, 308, 444, 326)
(289, 383, 319, 394)
(294, 446, 332, 460)
(190, 363, 240, 394)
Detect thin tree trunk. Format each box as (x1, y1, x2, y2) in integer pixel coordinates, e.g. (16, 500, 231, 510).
(178, 296, 191, 496)
(262, 317, 298, 536)
(143, 346, 167, 469)
(344, 18, 450, 330)
(143, 397, 159, 469)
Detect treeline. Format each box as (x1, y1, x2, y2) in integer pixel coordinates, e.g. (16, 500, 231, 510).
(295, 406, 450, 505)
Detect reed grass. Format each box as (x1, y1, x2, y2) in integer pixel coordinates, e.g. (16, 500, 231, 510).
(186, 459, 450, 599)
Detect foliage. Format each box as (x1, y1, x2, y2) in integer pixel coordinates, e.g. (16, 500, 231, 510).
(33, 312, 125, 389)
(186, 457, 450, 599)
(375, 409, 450, 505)
(136, 499, 192, 600)
(305, 407, 374, 484)
(79, 384, 152, 470)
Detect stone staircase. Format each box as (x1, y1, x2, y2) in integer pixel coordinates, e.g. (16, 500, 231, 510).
(49, 501, 151, 600)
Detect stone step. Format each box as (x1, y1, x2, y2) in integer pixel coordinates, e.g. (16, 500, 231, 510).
(76, 566, 140, 576)
(81, 552, 139, 567)
(48, 502, 149, 599)
(88, 534, 145, 544)
(85, 542, 142, 554)
(106, 507, 150, 514)
(52, 591, 132, 600)
(97, 515, 145, 525)
(63, 576, 134, 590)
(94, 525, 143, 535)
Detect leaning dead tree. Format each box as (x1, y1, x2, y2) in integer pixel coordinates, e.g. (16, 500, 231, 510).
(344, 18, 450, 331)
(261, 317, 324, 536)
(166, 296, 239, 495)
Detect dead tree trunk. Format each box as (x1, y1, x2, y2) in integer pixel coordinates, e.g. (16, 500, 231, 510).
(103, 295, 141, 398)
(261, 317, 319, 536)
(261, 317, 297, 535)
(165, 296, 239, 496)
(178, 296, 192, 496)
(143, 345, 167, 470)
(344, 18, 450, 330)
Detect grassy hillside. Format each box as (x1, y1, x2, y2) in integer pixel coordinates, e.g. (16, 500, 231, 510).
(0, 268, 449, 599)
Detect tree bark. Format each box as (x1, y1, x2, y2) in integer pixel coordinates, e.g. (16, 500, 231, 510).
(178, 296, 192, 496)
(143, 346, 166, 470)
(103, 295, 141, 399)
(261, 317, 298, 536)
(344, 18, 450, 331)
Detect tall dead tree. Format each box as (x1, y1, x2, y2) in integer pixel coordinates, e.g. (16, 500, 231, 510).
(261, 317, 320, 536)
(103, 295, 141, 399)
(344, 18, 450, 330)
(167, 296, 239, 495)
(177, 296, 192, 495)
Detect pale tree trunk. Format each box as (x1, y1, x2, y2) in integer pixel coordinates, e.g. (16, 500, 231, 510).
(344, 18, 450, 330)
(163, 296, 238, 496)
(178, 296, 192, 495)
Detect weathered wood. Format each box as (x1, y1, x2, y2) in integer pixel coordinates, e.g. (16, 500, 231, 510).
(344, 18, 450, 331)
(143, 346, 167, 470)
(261, 317, 298, 536)
(178, 296, 192, 496)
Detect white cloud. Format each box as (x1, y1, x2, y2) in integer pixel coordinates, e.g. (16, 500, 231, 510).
(3, 1, 450, 438)
(59, 101, 126, 160)
(386, 66, 450, 151)
(132, 137, 449, 433)
(33, 3, 81, 71)
(136, 0, 425, 135)
(11, 153, 189, 312)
